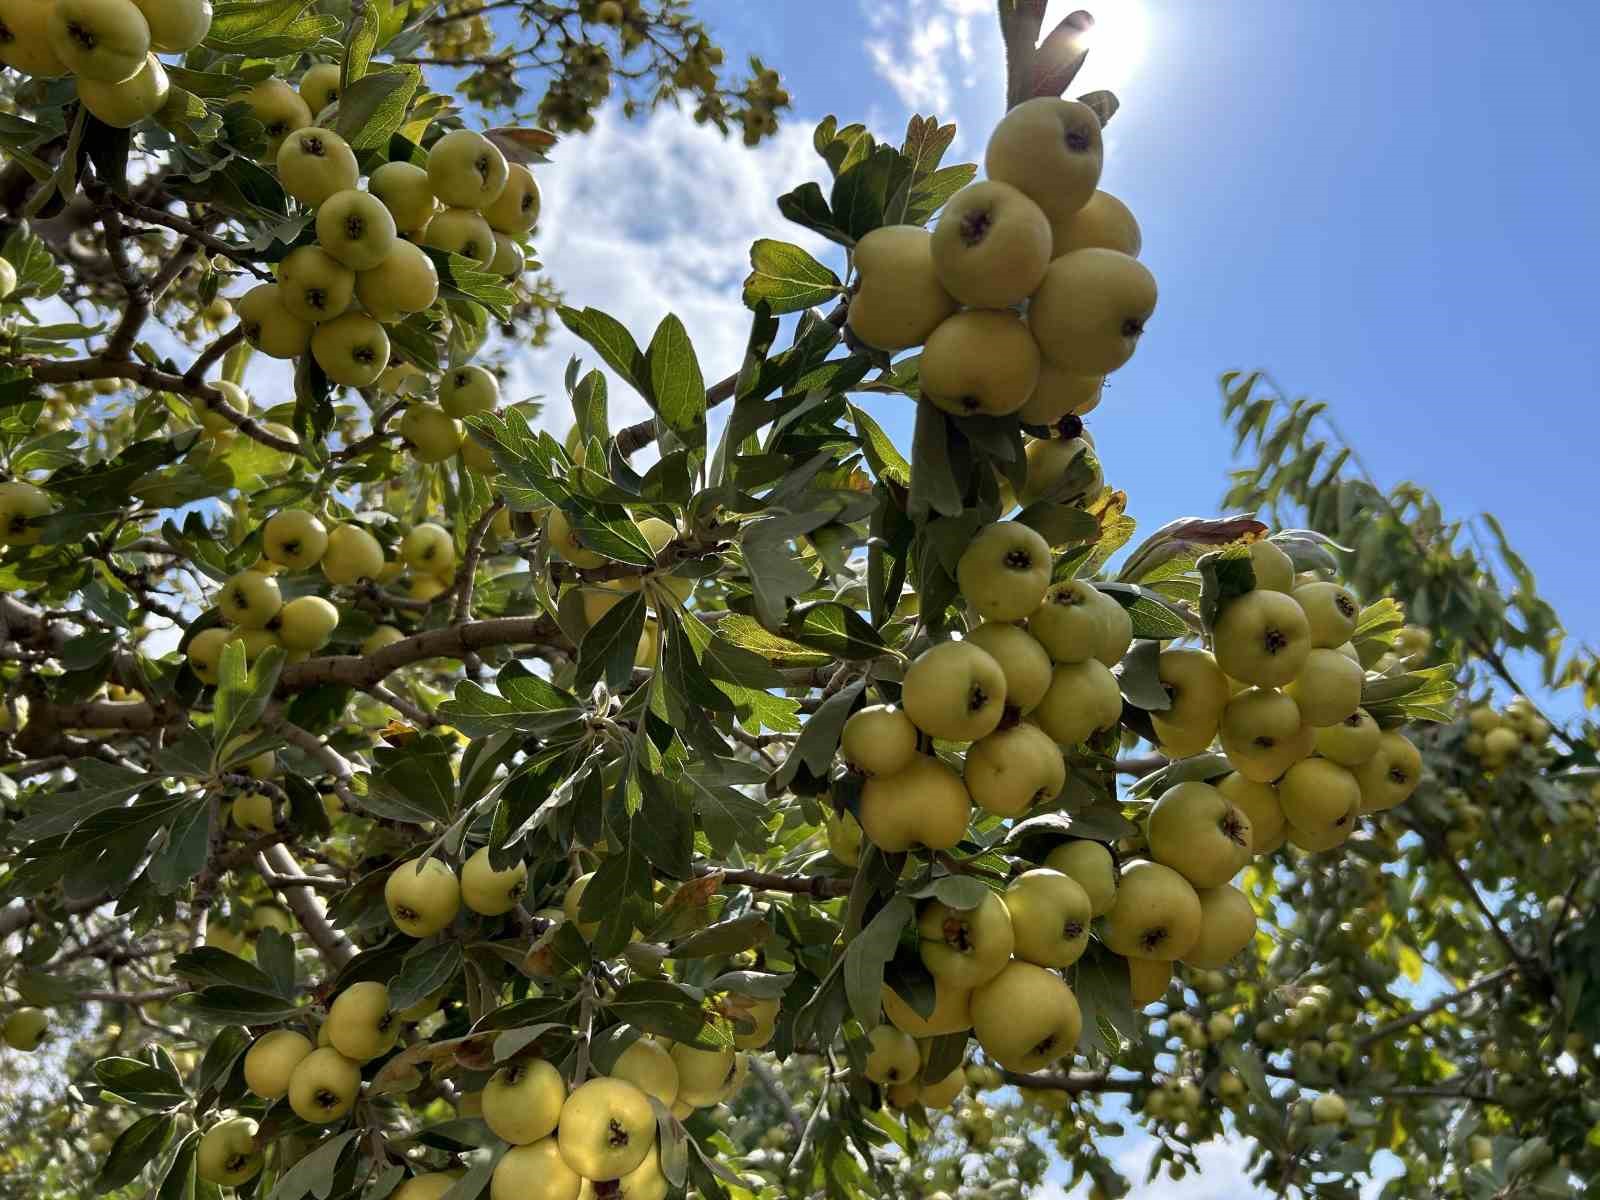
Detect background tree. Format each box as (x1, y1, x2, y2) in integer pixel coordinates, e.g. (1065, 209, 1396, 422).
(0, 3, 1594, 1200)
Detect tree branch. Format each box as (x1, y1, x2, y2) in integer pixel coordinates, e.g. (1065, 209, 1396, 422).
(257, 845, 357, 967)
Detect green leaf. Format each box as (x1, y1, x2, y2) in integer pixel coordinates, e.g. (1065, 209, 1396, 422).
(782, 601, 885, 661)
(1071, 944, 1140, 1057)
(849, 403, 910, 486)
(831, 143, 912, 241)
(95, 1112, 176, 1193)
(1197, 545, 1256, 633)
(95, 1057, 188, 1109)
(776, 182, 849, 246)
(742, 240, 843, 315)
(908, 406, 964, 521)
(436, 662, 585, 738)
(267, 1130, 360, 1200)
(558, 306, 652, 402)
(844, 896, 913, 1028)
(12, 760, 160, 840)
(646, 315, 706, 447)
(742, 511, 827, 630)
(335, 67, 421, 155)
(211, 643, 285, 757)
(606, 980, 725, 1048)
(389, 942, 462, 1012)
(575, 588, 647, 694)
(155, 1130, 199, 1200)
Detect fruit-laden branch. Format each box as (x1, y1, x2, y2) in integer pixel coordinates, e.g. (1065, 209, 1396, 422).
(1354, 965, 1519, 1049)
(695, 866, 852, 898)
(1002, 1067, 1142, 1095)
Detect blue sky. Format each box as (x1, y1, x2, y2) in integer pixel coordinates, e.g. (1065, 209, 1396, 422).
(508, 6, 1597, 1191)
(521, 0, 1599, 730)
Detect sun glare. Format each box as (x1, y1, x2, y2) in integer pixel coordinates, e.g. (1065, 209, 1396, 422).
(1049, 0, 1151, 92)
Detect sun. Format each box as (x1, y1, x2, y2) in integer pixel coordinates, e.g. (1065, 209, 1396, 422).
(1047, 0, 1151, 92)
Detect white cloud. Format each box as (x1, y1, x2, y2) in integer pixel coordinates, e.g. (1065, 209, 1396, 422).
(507, 105, 835, 437)
(863, 0, 994, 113)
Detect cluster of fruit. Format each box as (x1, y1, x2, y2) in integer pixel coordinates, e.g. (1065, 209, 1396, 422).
(0, 0, 209, 127)
(224, 102, 537, 391)
(1463, 694, 1553, 768)
(845, 96, 1153, 425)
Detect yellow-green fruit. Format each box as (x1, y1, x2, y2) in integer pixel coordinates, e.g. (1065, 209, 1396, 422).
(237, 283, 313, 359)
(1353, 731, 1422, 813)
(460, 846, 528, 916)
(964, 721, 1065, 817)
(918, 890, 1015, 989)
(2, 1007, 48, 1051)
(318, 189, 399, 270)
(1017, 435, 1102, 508)
(186, 627, 229, 685)
(370, 160, 437, 234)
(130, 0, 208, 52)
(919, 1065, 967, 1109)
(930, 179, 1052, 308)
(490, 229, 524, 276)
(243, 1030, 313, 1100)
(276, 595, 339, 652)
(326, 980, 399, 1062)
(859, 755, 972, 853)
(262, 509, 328, 570)
(1278, 757, 1361, 841)
(1150, 648, 1231, 757)
(49, 0, 149, 82)
(825, 808, 863, 865)
(1103, 859, 1202, 961)
(322, 522, 385, 585)
(1146, 781, 1253, 889)
(219, 569, 282, 630)
(610, 1035, 680, 1105)
(0, 0, 69, 76)
(964, 622, 1053, 714)
(483, 161, 541, 234)
(1028, 249, 1156, 375)
(1181, 884, 1256, 968)
(558, 1078, 656, 1180)
(483, 1058, 566, 1144)
(196, 1117, 262, 1186)
(277, 127, 360, 208)
(427, 128, 509, 211)
(424, 206, 495, 265)
(1049, 189, 1140, 258)
(1030, 658, 1122, 746)
(671, 1041, 738, 1106)
(1044, 839, 1117, 916)
(277, 244, 355, 324)
(970, 960, 1081, 1073)
(312, 311, 390, 387)
(547, 507, 605, 568)
(491, 1139, 583, 1200)
(1091, 588, 1134, 667)
(249, 903, 293, 935)
(1126, 957, 1172, 1007)
(1216, 771, 1286, 855)
(919, 309, 1040, 418)
(984, 97, 1104, 224)
(1315, 707, 1381, 766)
(299, 61, 340, 112)
(193, 379, 250, 435)
(1311, 1092, 1348, 1125)
(401, 521, 455, 574)
(1213, 589, 1313, 688)
(1248, 540, 1295, 592)
(0, 480, 52, 545)
(288, 1047, 361, 1123)
(1005, 868, 1091, 968)
(393, 1175, 462, 1200)
(1017, 364, 1104, 425)
(362, 624, 405, 655)
(839, 704, 918, 777)
(398, 402, 464, 463)
(881, 977, 972, 1038)
(1029, 580, 1110, 664)
(862, 1024, 920, 1084)
(1220, 687, 1313, 782)
(385, 857, 461, 938)
(357, 240, 440, 318)
(236, 78, 312, 154)
(1285, 647, 1363, 728)
(1294, 581, 1360, 649)
(957, 521, 1053, 622)
(726, 996, 780, 1052)
(845, 224, 957, 351)
(439, 364, 500, 418)
(901, 639, 1008, 742)
(76, 50, 167, 127)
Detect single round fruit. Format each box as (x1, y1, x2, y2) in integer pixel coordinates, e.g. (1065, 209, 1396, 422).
(1182, 884, 1256, 969)
(1285, 647, 1363, 727)
(1049, 189, 1140, 258)
(0, 480, 52, 545)
(262, 510, 328, 570)
(196, 1117, 262, 1187)
(1353, 731, 1422, 813)
(1103, 859, 1202, 961)
(317, 189, 398, 270)
(862, 1024, 920, 1084)
(1017, 435, 1101, 508)
(845, 224, 957, 351)
(488, 231, 525, 276)
(839, 704, 919, 777)
(930, 179, 1052, 308)
(1219, 687, 1315, 783)
(236, 79, 312, 155)
(48, 0, 149, 83)
(971, 960, 1082, 1073)
(427, 129, 509, 211)
(299, 61, 340, 112)
(219, 569, 282, 629)
(369, 160, 437, 233)
(243, 1029, 313, 1100)
(964, 721, 1065, 817)
(357, 240, 440, 318)
(2, 1007, 48, 1051)
(858, 754, 972, 852)
(440, 364, 500, 418)
(1216, 771, 1286, 855)
(919, 309, 1039, 418)
(609, 1035, 680, 1105)
(825, 808, 863, 866)
(957, 521, 1052, 622)
(287, 1046, 361, 1123)
(901, 639, 1008, 742)
(1213, 589, 1313, 688)
(1029, 581, 1110, 664)
(1311, 1092, 1348, 1125)
(1294, 581, 1361, 649)
(1151, 648, 1231, 757)
(322, 522, 385, 585)
(963, 622, 1052, 714)
(1278, 757, 1361, 840)
(985, 97, 1104, 224)
(0, 0, 70, 76)
(1146, 781, 1253, 888)
(193, 379, 249, 435)
(918, 890, 1015, 989)
(483, 161, 540, 233)
(1249, 540, 1295, 592)
(1030, 658, 1122, 746)
(401, 521, 456, 575)
(312, 311, 391, 387)
(483, 1058, 565, 1144)
(547, 508, 604, 568)
(1005, 868, 1091, 968)
(881, 977, 972, 1038)
(1090, 587, 1134, 666)
(326, 981, 399, 1062)
(399, 403, 465, 463)
(276, 595, 339, 652)
(277, 244, 355, 324)
(424, 207, 495, 265)
(1028, 248, 1157, 376)
(460, 846, 527, 915)
(130, 0, 208, 52)
(1044, 839, 1117, 916)
(1127, 957, 1172, 1007)
(1314, 706, 1381, 766)
(237, 283, 312, 359)
(385, 857, 461, 938)
(1017, 364, 1104, 425)
(557, 1077, 656, 1180)
(231, 791, 274, 832)
(186, 626, 229, 685)
(277, 127, 360, 208)
(75, 50, 167, 127)
(491, 1139, 582, 1200)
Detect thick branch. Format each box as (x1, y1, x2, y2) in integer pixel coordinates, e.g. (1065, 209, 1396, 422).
(257, 845, 357, 967)
(696, 866, 851, 898)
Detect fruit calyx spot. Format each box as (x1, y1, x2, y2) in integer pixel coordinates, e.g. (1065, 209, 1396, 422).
(301, 136, 328, 157)
(1140, 927, 1168, 953)
(1221, 811, 1250, 848)
(1263, 629, 1289, 654)
(66, 21, 96, 49)
(606, 1118, 631, 1147)
(967, 685, 990, 714)
(1004, 548, 1034, 570)
(1063, 919, 1084, 939)
(1064, 127, 1093, 153)
(1121, 317, 1146, 338)
(942, 915, 974, 952)
(959, 208, 994, 247)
